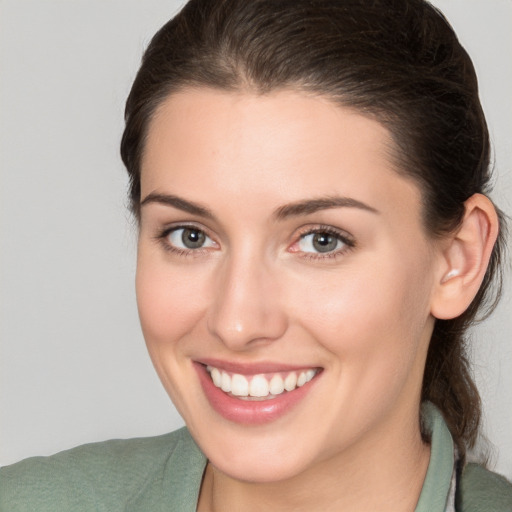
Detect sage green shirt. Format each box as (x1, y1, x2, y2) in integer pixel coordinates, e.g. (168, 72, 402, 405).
(1, 404, 511, 511)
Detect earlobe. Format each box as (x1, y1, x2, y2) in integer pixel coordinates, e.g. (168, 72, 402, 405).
(430, 193, 499, 320)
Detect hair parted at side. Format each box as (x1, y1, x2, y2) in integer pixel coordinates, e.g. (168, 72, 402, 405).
(121, 0, 507, 457)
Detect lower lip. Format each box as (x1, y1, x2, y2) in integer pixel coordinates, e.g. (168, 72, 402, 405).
(194, 363, 320, 425)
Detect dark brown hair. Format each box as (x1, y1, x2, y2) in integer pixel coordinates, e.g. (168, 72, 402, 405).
(120, 0, 507, 455)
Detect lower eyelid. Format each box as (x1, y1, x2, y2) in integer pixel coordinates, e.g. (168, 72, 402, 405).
(160, 245, 213, 260)
(299, 250, 348, 261)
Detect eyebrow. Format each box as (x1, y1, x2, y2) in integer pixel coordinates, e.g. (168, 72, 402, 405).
(140, 192, 378, 220)
(140, 193, 215, 219)
(273, 196, 379, 220)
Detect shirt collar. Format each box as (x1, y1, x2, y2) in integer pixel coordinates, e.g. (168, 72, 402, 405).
(415, 402, 457, 512)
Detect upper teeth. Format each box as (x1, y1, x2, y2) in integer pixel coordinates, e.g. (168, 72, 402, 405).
(207, 366, 317, 399)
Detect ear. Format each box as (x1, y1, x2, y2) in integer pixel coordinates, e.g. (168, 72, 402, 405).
(430, 193, 499, 320)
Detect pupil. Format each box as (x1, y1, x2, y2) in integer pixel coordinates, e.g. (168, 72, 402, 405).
(182, 228, 205, 249)
(313, 233, 337, 253)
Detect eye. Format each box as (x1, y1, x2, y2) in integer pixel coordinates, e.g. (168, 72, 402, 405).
(292, 227, 355, 258)
(165, 227, 216, 250)
(298, 232, 345, 253)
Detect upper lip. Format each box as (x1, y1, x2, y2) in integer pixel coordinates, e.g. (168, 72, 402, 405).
(195, 358, 321, 375)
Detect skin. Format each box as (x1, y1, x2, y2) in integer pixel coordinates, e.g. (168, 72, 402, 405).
(136, 88, 479, 511)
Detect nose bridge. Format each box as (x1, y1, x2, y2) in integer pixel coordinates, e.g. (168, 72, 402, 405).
(207, 245, 287, 349)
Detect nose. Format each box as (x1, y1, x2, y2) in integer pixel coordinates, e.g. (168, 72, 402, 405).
(207, 252, 288, 351)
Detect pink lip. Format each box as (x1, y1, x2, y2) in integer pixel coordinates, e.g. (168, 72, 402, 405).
(194, 361, 321, 425)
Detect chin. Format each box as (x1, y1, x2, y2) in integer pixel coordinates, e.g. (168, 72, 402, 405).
(210, 448, 314, 484)
(191, 419, 323, 484)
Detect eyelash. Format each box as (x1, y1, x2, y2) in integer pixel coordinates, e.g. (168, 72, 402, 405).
(154, 223, 356, 261)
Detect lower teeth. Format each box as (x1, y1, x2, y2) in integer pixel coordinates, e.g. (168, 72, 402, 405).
(234, 393, 280, 401)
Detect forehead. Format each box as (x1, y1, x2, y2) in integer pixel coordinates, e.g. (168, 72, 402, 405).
(140, 88, 422, 222)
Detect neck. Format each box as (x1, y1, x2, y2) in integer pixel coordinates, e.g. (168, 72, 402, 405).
(197, 408, 431, 512)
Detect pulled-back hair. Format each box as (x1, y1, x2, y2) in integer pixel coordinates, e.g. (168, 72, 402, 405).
(120, 0, 507, 456)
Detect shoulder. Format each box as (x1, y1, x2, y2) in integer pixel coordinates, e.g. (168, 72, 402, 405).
(0, 427, 206, 512)
(457, 463, 512, 512)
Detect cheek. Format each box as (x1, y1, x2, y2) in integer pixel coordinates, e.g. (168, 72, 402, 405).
(290, 260, 434, 434)
(135, 253, 209, 348)
(291, 252, 434, 368)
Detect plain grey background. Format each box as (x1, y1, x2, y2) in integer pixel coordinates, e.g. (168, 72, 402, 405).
(1, 0, 511, 478)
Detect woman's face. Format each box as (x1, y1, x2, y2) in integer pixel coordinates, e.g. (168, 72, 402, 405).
(137, 88, 440, 482)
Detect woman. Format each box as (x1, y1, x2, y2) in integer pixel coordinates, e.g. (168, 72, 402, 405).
(1, 0, 511, 510)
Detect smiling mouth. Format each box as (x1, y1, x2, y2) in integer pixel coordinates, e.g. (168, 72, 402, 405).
(206, 365, 320, 401)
